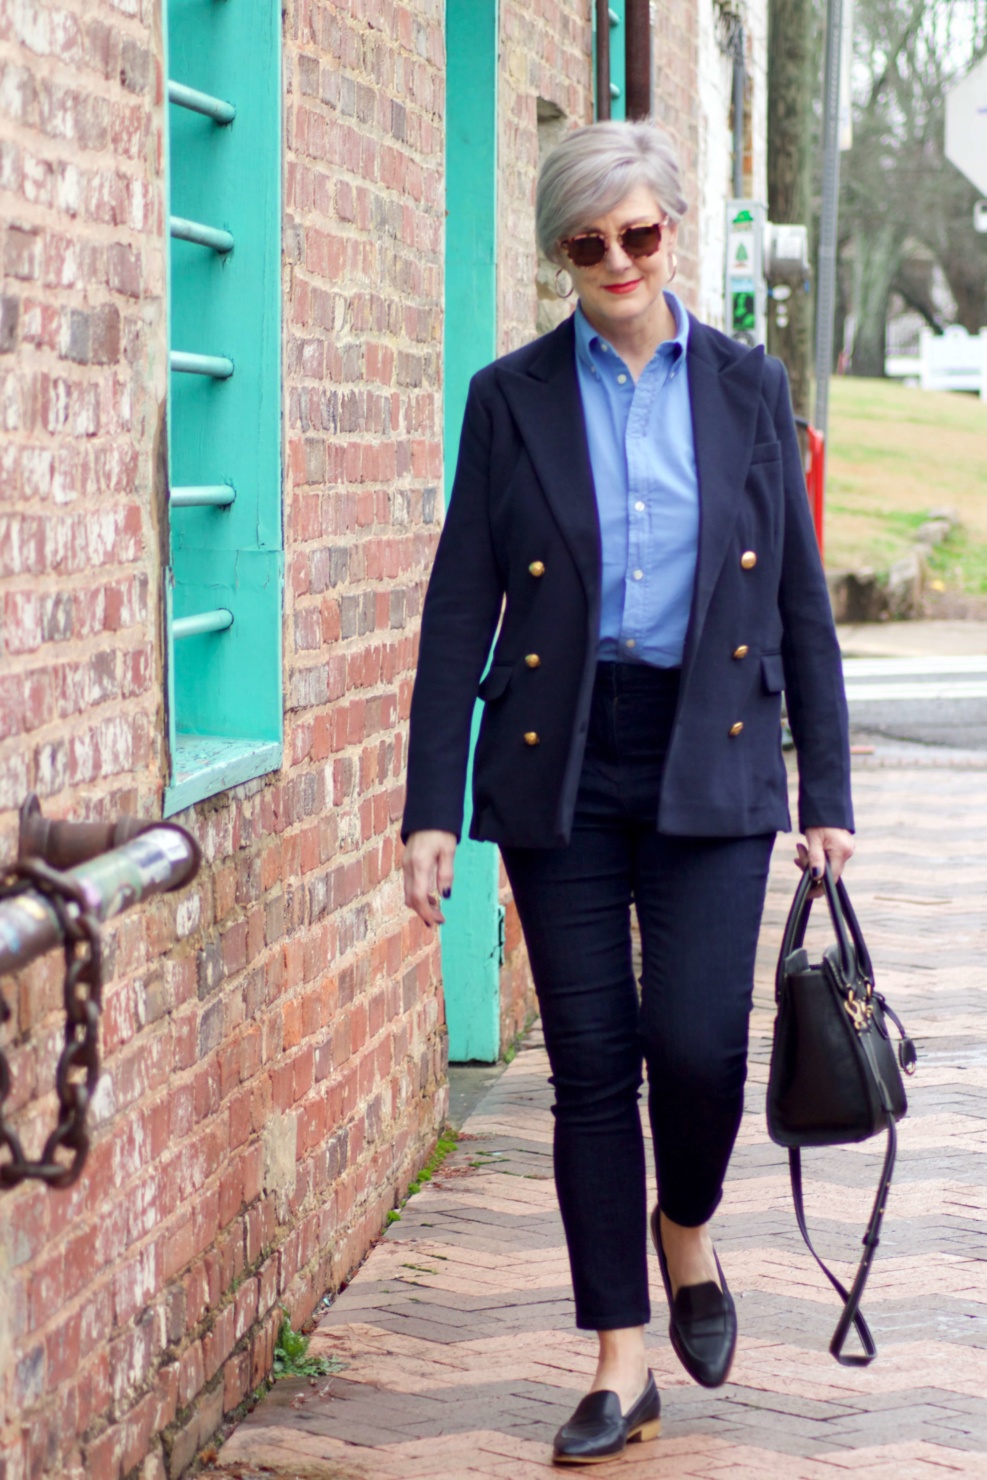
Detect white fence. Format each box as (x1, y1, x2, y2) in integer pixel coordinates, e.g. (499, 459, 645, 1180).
(885, 325, 987, 398)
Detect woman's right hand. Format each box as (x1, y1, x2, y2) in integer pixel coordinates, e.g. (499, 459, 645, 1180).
(402, 830, 458, 928)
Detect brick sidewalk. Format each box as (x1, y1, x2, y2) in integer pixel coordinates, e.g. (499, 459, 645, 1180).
(215, 757, 987, 1479)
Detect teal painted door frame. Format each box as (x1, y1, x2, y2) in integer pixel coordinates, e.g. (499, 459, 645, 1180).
(594, 2, 627, 119)
(440, 0, 503, 1064)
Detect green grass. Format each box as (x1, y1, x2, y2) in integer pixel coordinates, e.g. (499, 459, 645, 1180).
(384, 1129, 459, 1226)
(825, 378, 987, 588)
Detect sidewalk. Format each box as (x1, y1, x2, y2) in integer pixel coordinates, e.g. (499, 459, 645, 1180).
(215, 753, 987, 1479)
(837, 619, 987, 658)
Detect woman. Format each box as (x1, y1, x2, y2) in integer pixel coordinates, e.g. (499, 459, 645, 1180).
(402, 120, 854, 1466)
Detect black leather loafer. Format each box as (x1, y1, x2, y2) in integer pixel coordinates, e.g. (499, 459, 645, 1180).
(651, 1206, 737, 1388)
(552, 1372, 661, 1465)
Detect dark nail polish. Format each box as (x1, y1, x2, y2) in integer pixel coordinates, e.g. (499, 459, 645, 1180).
(811, 866, 822, 878)
(441, 888, 451, 899)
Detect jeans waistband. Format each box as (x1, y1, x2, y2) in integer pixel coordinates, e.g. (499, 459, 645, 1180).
(592, 659, 682, 698)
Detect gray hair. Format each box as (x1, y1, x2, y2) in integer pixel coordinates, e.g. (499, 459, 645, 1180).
(536, 119, 688, 265)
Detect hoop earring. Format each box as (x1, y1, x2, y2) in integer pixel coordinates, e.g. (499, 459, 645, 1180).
(554, 267, 574, 299)
(667, 252, 678, 284)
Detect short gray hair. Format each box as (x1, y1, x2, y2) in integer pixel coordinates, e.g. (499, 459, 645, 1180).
(536, 119, 688, 265)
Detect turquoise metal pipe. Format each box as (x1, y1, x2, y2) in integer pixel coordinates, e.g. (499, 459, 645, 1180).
(169, 215, 234, 253)
(172, 608, 234, 639)
(170, 350, 234, 378)
(167, 79, 236, 124)
(170, 485, 236, 508)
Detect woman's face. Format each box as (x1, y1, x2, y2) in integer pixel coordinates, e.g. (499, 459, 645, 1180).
(560, 184, 678, 340)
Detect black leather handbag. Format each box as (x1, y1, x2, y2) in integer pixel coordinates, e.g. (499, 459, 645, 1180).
(766, 863, 917, 1365)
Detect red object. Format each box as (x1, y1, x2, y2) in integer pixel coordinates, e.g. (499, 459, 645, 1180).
(803, 424, 825, 560)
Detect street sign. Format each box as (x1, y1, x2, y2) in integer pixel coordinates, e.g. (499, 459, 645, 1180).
(945, 56, 987, 196)
(724, 201, 767, 346)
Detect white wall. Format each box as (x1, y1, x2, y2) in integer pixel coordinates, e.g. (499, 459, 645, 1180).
(696, 0, 769, 330)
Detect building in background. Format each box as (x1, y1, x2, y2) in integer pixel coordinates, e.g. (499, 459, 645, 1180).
(0, 2, 766, 1474)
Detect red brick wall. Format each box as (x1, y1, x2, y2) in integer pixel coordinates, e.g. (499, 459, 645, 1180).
(0, 3, 449, 1478)
(497, 0, 595, 355)
(492, 0, 594, 1046)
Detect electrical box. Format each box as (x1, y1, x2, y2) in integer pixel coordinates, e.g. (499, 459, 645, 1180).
(764, 223, 810, 284)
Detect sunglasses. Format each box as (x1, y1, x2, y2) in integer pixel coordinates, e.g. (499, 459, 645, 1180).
(560, 220, 665, 268)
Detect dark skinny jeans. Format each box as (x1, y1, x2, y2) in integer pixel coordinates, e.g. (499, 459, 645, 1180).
(501, 661, 774, 1330)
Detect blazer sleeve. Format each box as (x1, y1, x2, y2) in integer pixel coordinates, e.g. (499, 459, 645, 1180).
(401, 376, 506, 842)
(770, 360, 855, 833)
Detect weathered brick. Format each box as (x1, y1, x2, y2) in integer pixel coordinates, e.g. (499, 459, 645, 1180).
(0, 295, 20, 352)
(0, 3, 593, 1477)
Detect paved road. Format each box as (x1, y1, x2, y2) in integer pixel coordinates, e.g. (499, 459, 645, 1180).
(844, 656, 987, 752)
(215, 750, 987, 1478)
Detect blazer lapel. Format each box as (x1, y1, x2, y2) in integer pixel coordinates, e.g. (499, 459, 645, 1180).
(683, 319, 766, 671)
(495, 319, 602, 608)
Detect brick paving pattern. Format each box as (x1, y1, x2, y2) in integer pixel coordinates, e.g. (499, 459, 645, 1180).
(216, 756, 987, 1479)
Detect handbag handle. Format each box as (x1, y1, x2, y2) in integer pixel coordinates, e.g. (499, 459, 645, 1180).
(775, 861, 872, 1000)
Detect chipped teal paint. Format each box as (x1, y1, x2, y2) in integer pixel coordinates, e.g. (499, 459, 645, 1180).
(166, 738, 283, 816)
(439, 0, 502, 1064)
(164, 0, 282, 816)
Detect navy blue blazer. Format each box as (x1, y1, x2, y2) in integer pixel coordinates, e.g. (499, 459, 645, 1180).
(402, 314, 853, 848)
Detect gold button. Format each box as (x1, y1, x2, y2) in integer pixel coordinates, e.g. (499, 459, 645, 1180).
(729, 722, 744, 737)
(525, 654, 541, 668)
(732, 645, 749, 660)
(740, 551, 757, 570)
(528, 561, 545, 577)
(523, 731, 540, 746)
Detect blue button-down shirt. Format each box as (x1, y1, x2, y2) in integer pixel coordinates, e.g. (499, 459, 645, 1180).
(573, 291, 699, 668)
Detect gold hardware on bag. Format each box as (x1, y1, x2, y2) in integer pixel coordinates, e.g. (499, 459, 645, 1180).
(844, 991, 873, 1031)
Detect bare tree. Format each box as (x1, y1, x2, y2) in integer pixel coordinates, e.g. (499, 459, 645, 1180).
(841, 0, 987, 373)
(767, 0, 820, 413)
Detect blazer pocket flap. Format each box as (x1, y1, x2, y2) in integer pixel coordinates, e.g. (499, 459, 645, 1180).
(750, 439, 782, 465)
(478, 663, 513, 702)
(761, 652, 785, 693)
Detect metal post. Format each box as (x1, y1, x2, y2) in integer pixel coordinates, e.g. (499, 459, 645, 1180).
(625, 0, 652, 119)
(169, 350, 234, 379)
(596, 0, 612, 120)
(172, 608, 234, 639)
(170, 215, 234, 253)
(0, 822, 200, 977)
(732, 26, 745, 198)
(170, 485, 236, 508)
(813, 0, 845, 441)
(167, 80, 236, 125)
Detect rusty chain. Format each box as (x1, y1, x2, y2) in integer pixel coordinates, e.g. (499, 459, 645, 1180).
(0, 859, 103, 1189)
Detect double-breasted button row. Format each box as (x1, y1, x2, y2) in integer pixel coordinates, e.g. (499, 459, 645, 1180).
(732, 644, 749, 660)
(522, 643, 543, 741)
(729, 722, 744, 737)
(528, 560, 545, 577)
(740, 550, 757, 570)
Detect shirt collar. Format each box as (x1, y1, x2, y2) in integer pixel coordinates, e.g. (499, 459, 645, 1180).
(573, 290, 690, 374)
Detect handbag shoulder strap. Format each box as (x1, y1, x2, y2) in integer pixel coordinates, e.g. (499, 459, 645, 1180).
(789, 1113, 897, 1365)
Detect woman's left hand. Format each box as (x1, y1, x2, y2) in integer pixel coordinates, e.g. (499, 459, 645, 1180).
(796, 826, 855, 890)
